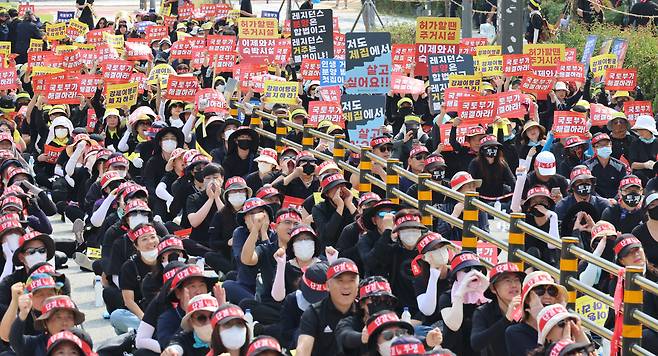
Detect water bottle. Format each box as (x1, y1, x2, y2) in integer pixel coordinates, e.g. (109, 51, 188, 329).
(94, 275, 104, 307)
(245, 308, 254, 341)
(401, 307, 411, 323)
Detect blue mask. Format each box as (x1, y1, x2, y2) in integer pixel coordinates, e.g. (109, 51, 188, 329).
(117, 207, 124, 219)
(596, 146, 612, 159)
(504, 133, 516, 142)
(640, 136, 656, 144)
(528, 141, 540, 147)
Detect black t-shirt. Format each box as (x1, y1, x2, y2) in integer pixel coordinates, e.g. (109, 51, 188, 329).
(522, 171, 569, 198)
(255, 241, 278, 302)
(245, 171, 265, 194)
(299, 298, 355, 356)
(412, 263, 450, 324)
(437, 291, 479, 356)
(601, 204, 644, 234)
(274, 177, 320, 200)
(505, 322, 538, 356)
(186, 191, 217, 246)
(632, 223, 658, 264)
(119, 256, 156, 309)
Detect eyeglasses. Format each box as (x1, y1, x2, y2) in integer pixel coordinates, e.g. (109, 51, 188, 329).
(377, 210, 397, 217)
(380, 328, 409, 341)
(533, 285, 559, 297)
(25, 247, 47, 255)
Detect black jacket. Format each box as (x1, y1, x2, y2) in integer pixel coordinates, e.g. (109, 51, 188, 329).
(9, 317, 48, 356)
(312, 200, 355, 249)
(471, 301, 513, 356)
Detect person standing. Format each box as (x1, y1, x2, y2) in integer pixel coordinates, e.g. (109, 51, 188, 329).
(13, 10, 41, 65)
(76, 0, 95, 30)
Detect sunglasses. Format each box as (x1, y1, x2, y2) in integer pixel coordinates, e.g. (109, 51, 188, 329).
(413, 154, 428, 160)
(556, 317, 577, 328)
(192, 313, 210, 324)
(377, 145, 392, 153)
(25, 247, 47, 255)
(533, 285, 559, 297)
(380, 328, 409, 341)
(377, 210, 397, 217)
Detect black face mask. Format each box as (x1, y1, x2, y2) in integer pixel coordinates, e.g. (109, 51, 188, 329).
(484, 147, 498, 158)
(622, 193, 642, 208)
(649, 206, 658, 220)
(302, 163, 315, 175)
(237, 140, 251, 150)
(528, 204, 547, 217)
(268, 203, 281, 214)
(431, 170, 445, 181)
(194, 170, 205, 183)
(167, 252, 186, 263)
(575, 183, 593, 196)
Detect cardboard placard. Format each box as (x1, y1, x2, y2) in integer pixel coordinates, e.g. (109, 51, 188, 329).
(18, 4, 34, 18)
(262, 80, 299, 105)
(164, 75, 199, 101)
(206, 35, 236, 52)
(610, 38, 628, 67)
(233, 64, 267, 92)
(145, 25, 169, 42)
(495, 90, 526, 119)
(300, 59, 321, 80)
(502, 54, 531, 75)
(448, 73, 481, 92)
(318, 85, 341, 102)
(86, 108, 98, 133)
(320, 59, 345, 87)
(66, 19, 89, 40)
(557, 61, 585, 83)
(170, 39, 194, 60)
(56, 11, 75, 23)
(519, 74, 555, 95)
(604, 68, 637, 91)
(78, 74, 102, 98)
(565, 48, 577, 62)
(475, 45, 501, 57)
(274, 38, 292, 65)
(392, 44, 415, 74)
(102, 32, 124, 49)
(589, 103, 618, 126)
(238, 18, 278, 38)
(552, 111, 588, 138)
(86, 28, 112, 45)
(290, 9, 334, 64)
(44, 78, 80, 104)
(458, 37, 487, 55)
(344, 32, 392, 94)
(251, 74, 285, 93)
(101, 59, 133, 83)
(439, 123, 474, 151)
(581, 35, 598, 73)
(428, 54, 474, 113)
(28, 39, 43, 53)
(125, 41, 153, 61)
(390, 74, 425, 95)
(238, 38, 277, 64)
(523, 43, 565, 67)
(414, 43, 458, 77)
(209, 51, 236, 71)
(130, 72, 147, 94)
(105, 82, 139, 109)
(457, 95, 497, 124)
(46, 22, 67, 41)
(0, 67, 17, 90)
(308, 101, 344, 128)
(333, 32, 345, 60)
(624, 101, 653, 126)
(476, 55, 503, 77)
(576, 295, 609, 328)
(415, 17, 460, 44)
(589, 53, 617, 78)
(442, 87, 478, 112)
(195, 88, 229, 113)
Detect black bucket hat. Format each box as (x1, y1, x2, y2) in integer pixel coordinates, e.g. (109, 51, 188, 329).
(236, 198, 273, 226)
(361, 200, 400, 231)
(299, 262, 329, 304)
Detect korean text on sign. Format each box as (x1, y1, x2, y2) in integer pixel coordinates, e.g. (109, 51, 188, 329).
(45, 78, 80, 105)
(523, 43, 565, 67)
(238, 18, 278, 38)
(105, 82, 139, 109)
(415, 17, 460, 44)
(344, 32, 392, 95)
(502, 54, 531, 75)
(457, 96, 497, 125)
(589, 53, 617, 77)
(589, 103, 619, 126)
(552, 111, 588, 138)
(290, 9, 334, 64)
(624, 101, 653, 126)
(263, 81, 299, 105)
(604, 68, 637, 91)
(308, 101, 345, 128)
(519, 74, 556, 95)
(557, 61, 585, 83)
(165, 75, 199, 102)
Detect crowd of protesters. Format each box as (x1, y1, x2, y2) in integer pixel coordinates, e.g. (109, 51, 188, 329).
(0, 0, 654, 355)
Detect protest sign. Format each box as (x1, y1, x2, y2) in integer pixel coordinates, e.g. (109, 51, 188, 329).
(610, 38, 628, 67)
(576, 295, 609, 328)
(33, 72, 66, 95)
(448, 74, 481, 92)
(291, 9, 334, 64)
(75, 75, 100, 98)
(105, 82, 139, 109)
(44, 78, 80, 105)
(502, 54, 531, 75)
(318, 85, 341, 102)
(392, 44, 415, 74)
(263, 81, 299, 105)
(28, 51, 49, 68)
(178, 3, 194, 18)
(164, 75, 199, 102)
(557, 61, 585, 83)
(301, 59, 321, 80)
(86, 28, 112, 45)
(262, 10, 279, 18)
(103, 32, 124, 49)
(523, 43, 565, 67)
(130, 72, 147, 94)
(238, 18, 278, 38)
(333, 32, 345, 60)
(18, 3, 34, 17)
(147, 63, 174, 85)
(97, 43, 119, 62)
(206, 35, 236, 52)
(66, 19, 88, 40)
(233, 64, 267, 92)
(475, 45, 501, 57)
(415, 17, 460, 44)
(44, 145, 66, 164)
(56, 11, 75, 23)
(448, 241, 498, 265)
(532, 66, 558, 78)
(125, 41, 152, 61)
(209, 51, 236, 71)
(145, 25, 169, 42)
(190, 50, 207, 70)
(552, 111, 588, 138)
(439, 123, 474, 151)
(391, 74, 425, 95)
(86, 108, 98, 133)
(519, 74, 555, 95)
(101, 59, 132, 83)
(170, 39, 194, 60)
(308, 101, 344, 128)
(0, 42, 10, 57)
(624, 101, 653, 126)
(0, 67, 17, 90)
(46, 22, 67, 41)
(252, 74, 285, 93)
(274, 38, 292, 65)
(320, 59, 344, 86)
(344, 32, 391, 95)
(604, 68, 637, 91)
(428, 54, 474, 112)
(565, 48, 577, 62)
(342, 94, 386, 146)
(495, 90, 526, 118)
(443, 88, 477, 112)
(589, 103, 618, 126)
(238, 38, 278, 64)
(458, 37, 487, 55)
(589, 53, 617, 78)
(29, 39, 43, 52)
(458, 95, 497, 124)
(195, 88, 228, 113)
(476, 55, 503, 77)
(599, 38, 613, 55)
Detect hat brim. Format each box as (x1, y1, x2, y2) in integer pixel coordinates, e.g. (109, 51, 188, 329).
(300, 283, 328, 304)
(538, 310, 580, 344)
(489, 270, 526, 286)
(157, 245, 185, 258)
(392, 221, 428, 233)
(168, 274, 219, 301)
(452, 178, 482, 191)
(449, 259, 486, 280)
(419, 239, 453, 255)
(236, 204, 273, 226)
(320, 179, 351, 198)
(13, 234, 55, 266)
(367, 321, 415, 350)
(522, 122, 546, 137)
(254, 156, 279, 166)
(180, 306, 219, 332)
(66, 138, 98, 157)
(29, 281, 64, 293)
(606, 117, 630, 131)
(520, 282, 568, 315)
(631, 126, 658, 136)
(36, 307, 85, 330)
(46, 336, 97, 356)
(536, 166, 556, 176)
(361, 202, 401, 231)
(222, 185, 253, 203)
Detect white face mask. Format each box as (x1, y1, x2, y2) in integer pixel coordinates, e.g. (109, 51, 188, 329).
(170, 118, 184, 128)
(220, 325, 247, 350)
(54, 128, 68, 139)
(128, 214, 149, 229)
(378, 339, 394, 356)
(25, 252, 47, 268)
(426, 247, 449, 266)
(399, 229, 422, 247)
(161, 139, 178, 153)
(223, 129, 235, 141)
(141, 248, 158, 263)
(228, 192, 247, 209)
(194, 324, 213, 343)
(257, 162, 272, 174)
(162, 256, 187, 268)
(116, 170, 128, 178)
(293, 240, 315, 261)
(4, 233, 20, 253)
(216, 84, 225, 92)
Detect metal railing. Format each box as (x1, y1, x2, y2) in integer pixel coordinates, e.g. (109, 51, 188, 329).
(238, 103, 658, 355)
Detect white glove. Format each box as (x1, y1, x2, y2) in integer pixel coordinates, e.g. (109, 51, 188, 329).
(166, 197, 173, 212)
(107, 144, 116, 152)
(133, 157, 143, 168)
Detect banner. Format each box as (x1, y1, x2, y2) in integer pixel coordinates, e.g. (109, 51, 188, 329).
(103, 32, 124, 49)
(519, 74, 555, 95)
(342, 94, 386, 146)
(557, 61, 585, 83)
(125, 41, 153, 61)
(502, 54, 531, 75)
(391, 74, 425, 95)
(263, 81, 299, 105)
(308, 101, 344, 128)
(86, 28, 112, 45)
(459, 37, 487, 55)
(78, 74, 102, 98)
(610, 38, 628, 67)
(251, 74, 285, 93)
(274, 38, 292, 65)
(552, 111, 588, 138)
(428, 54, 474, 113)
(56, 11, 75, 23)
(46, 22, 67, 41)
(590, 103, 618, 126)
(44, 78, 80, 105)
(209, 51, 236, 71)
(195, 88, 228, 113)
(18, 4, 34, 18)
(206, 35, 236, 52)
(576, 295, 609, 328)
(415, 17, 460, 44)
(589, 53, 617, 78)
(318, 85, 341, 102)
(145, 25, 169, 42)
(495, 90, 526, 118)
(300, 59, 321, 80)
(66, 19, 88, 40)
(443, 88, 478, 112)
(523, 43, 565, 67)
(458, 95, 497, 124)
(476, 55, 503, 77)
(0, 67, 17, 90)
(475, 45, 501, 57)
(344, 32, 391, 95)
(105, 82, 139, 109)
(448, 74, 481, 92)
(101, 60, 133, 83)
(170, 39, 194, 60)
(624, 101, 653, 126)
(130, 72, 147, 93)
(604, 68, 637, 91)
(164, 75, 199, 101)
(262, 10, 279, 18)
(291, 9, 334, 64)
(33, 72, 67, 95)
(565, 48, 577, 62)
(44, 145, 66, 164)
(238, 18, 278, 38)
(320, 59, 344, 86)
(439, 123, 475, 151)
(392, 44, 415, 74)
(147, 63, 175, 85)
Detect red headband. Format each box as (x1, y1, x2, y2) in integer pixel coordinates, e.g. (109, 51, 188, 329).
(127, 225, 156, 242)
(41, 296, 76, 315)
(619, 176, 642, 189)
(549, 339, 576, 356)
(211, 306, 244, 327)
(157, 238, 184, 253)
(247, 337, 281, 355)
(424, 155, 445, 166)
(47, 331, 94, 356)
(359, 281, 392, 299)
(225, 176, 247, 189)
(366, 311, 400, 336)
(370, 137, 391, 147)
(395, 214, 420, 227)
(390, 342, 425, 356)
(276, 212, 302, 224)
(303, 275, 327, 292)
(489, 262, 521, 280)
(614, 236, 642, 255)
(171, 265, 205, 290)
(535, 160, 555, 169)
(326, 261, 359, 280)
(450, 253, 479, 271)
(570, 167, 592, 181)
(320, 173, 345, 189)
(450, 173, 473, 189)
(186, 296, 219, 314)
(538, 304, 568, 332)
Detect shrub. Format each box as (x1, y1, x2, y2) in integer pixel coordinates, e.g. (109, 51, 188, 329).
(388, 22, 417, 44)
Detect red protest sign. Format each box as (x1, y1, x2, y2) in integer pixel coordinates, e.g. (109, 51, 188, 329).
(532, 66, 558, 78)
(589, 103, 618, 126)
(604, 68, 637, 91)
(565, 48, 577, 62)
(86, 28, 112, 45)
(86, 108, 98, 133)
(130, 72, 147, 94)
(78, 74, 102, 98)
(552, 111, 588, 138)
(520, 74, 555, 95)
(282, 196, 304, 210)
(495, 90, 526, 118)
(163, 16, 177, 28)
(251, 74, 285, 93)
(448, 241, 498, 265)
(415, 43, 458, 76)
(624, 101, 653, 126)
(392, 44, 415, 74)
(233, 64, 267, 92)
(458, 95, 497, 125)
(459, 37, 487, 55)
(191, 50, 207, 70)
(59, 50, 82, 71)
(97, 43, 119, 61)
(164, 75, 198, 101)
(178, 4, 194, 18)
(33, 72, 67, 95)
(391, 74, 425, 95)
(125, 41, 153, 61)
(443, 87, 478, 112)
(44, 144, 66, 164)
(215, 3, 232, 18)
(0, 67, 17, 90)
(209, 51, 236, 72)
(195, 88, 228, 113)
(145, 25, 168, 42)
(318, 86, 341, 102)
(78, 49, 97, 68)
(557, 61, 585, 83)
(44, 78, 80, 105)
(238, 38, 276, 64)
(28, 51, 49, 68)
(101, 59, 132, 83)
(170, 39, 194, 60)
(274, 38, 291, 65)
(333, 33, 345, 60)
(439, 123, 476, 152)
(301, 59, 321, 80)
(503, 54, 531, 75)
(200, 3, 217, 17)
(206, 35, 236, 52)
(308, 101, 345, 128)
(18, 4, 34, 17)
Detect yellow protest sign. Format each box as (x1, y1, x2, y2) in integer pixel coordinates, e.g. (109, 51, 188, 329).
(238, 18, 279, 38)
(29, 39, 43, 52)
(0, 41, 11, 57)
(105, 82, 139, 109)
(54, 45, 77, 55)
(73, 43, 96, 50)
(176, 31, 191, 40)
(86, 247, 102, 259)
(103, 32, 125, 49)
(475, 55, 503, 77)
(415, 17, 460, 44)
(448, 74, 482, 92)
(263, 80, 299, 105)
(159, 1, 172, 16)
(148, 63, 175, 85)
(227, 10, 240, 23)
(46, 22, 67, 41)
(31, 66, 65, 77)
(67, 19, 89, 38)
(589, 53, 618, 78)
(523, 43, 565, 67)
(476, 45, 501, 57)
(576, 295, 609, 327)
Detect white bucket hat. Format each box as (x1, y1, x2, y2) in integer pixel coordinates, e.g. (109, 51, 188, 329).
(537, 303, 579, 344)
(631, 115, 658, 136)
(534, 151, 556, 176)
(554, 81, 568, 92)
